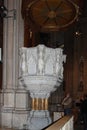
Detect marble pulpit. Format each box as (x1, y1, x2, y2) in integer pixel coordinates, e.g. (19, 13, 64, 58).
(19, 44, 66, 130)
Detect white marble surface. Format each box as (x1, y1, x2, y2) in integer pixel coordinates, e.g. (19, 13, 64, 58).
(19, 45, 66, 130)
(19, 45, 66, 98)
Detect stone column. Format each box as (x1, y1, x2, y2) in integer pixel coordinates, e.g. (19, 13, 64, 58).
(1, 0, 29, 129)
(3, 0, 14, 90)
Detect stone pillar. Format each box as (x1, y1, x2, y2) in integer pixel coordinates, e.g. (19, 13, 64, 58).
(1, 0, 29, 129)
(3, 0, 15, 90)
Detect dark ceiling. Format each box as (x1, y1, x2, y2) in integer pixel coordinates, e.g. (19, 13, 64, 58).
(20, 0, 87, 47)
(0, 0, 87, 24)
(0, 0, 87, 48)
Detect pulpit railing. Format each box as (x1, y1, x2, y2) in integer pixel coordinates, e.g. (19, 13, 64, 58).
(43, 115, 74, 130)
